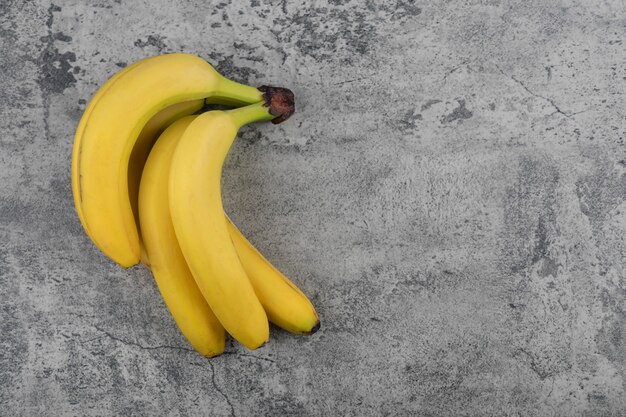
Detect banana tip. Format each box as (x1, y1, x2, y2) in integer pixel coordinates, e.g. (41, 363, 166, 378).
(202, 349, 225, 358)
(307, 320, 321, 335)
(258, 85, 295, 124)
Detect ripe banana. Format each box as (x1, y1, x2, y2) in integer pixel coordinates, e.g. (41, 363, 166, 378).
(129, 100, 205, 265)
(72, 59, 204, 264)
(169, 96, 294, 350)
(139, 115, 225, 357)
(73, 53, 266, 267)
(72, 59, 144, 243)
(226, 219, 320, 335)
(141, 114, 318, 351)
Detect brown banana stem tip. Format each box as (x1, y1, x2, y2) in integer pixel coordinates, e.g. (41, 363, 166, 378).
(258, 86, 295, 124)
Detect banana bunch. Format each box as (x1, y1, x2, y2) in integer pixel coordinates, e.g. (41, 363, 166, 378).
(72, 53, 319, 356)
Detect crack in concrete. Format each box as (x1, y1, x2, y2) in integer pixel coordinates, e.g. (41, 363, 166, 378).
(333, 77, 367, 86)
(209, 361, 236, 417)
(89, 327, 278, 366)
(495, 65, 584, 119)
(222, 351, 276, 364)
(544, 378, 555, 408)
(91, 327, 241, 417)
(517, 348, 553, 380)
(92, 325, 195, 353)
(547, 108, 589, 118)
(442, 60, 469, 85)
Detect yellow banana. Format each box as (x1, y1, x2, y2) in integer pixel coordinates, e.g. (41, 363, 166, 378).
(77, 98, 203, 265)
(226, 219, 320, 335)
(129, 100, 205, 265)
(169, 96, 294, 350)
(73, 53, 266, 267)
(71, 58, 203, 266)
(139, 116, 225, 357)
(72, 59, 144, 242)
(142, 114, 318, 347)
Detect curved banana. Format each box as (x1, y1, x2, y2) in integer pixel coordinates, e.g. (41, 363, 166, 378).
(142, 114, 318, 343)
(72, 59, 145, 242)
(129, 100, 205, 265)
(72, 58, 194, 262)
(76, 98, 203, 266)
(139, 115, 225, 357)
(73, 53, 266, 267)
(169, 97, 293, 350)
(71, 61, 203, 264)
(226, 219, 320, 335)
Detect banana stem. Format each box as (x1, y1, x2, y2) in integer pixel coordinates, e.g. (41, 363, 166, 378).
(211, 76, 265, 106)
(227, 102, 276, 128)
(227, 86, 295, 127)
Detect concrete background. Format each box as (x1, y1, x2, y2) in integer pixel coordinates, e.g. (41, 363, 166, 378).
(1, 0, 626, 415)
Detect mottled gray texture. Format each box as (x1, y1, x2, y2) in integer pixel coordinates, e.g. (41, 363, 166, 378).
(1, 0, 626, 416)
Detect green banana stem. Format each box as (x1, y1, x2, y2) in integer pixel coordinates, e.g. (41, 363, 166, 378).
(227, 86, 295, 127)
(210, 76, 265, 106)
(227, 101, 276, 128)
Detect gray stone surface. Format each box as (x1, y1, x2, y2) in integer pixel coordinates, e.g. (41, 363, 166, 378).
(1, 0, 626, 415)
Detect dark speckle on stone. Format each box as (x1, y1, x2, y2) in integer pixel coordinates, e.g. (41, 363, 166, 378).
(37, 28, 77, 94)
(207, 52, 261, 82)
(531, 218, 549, 265)
(272, 6, 378, 61)
(389, 0, 422, 20)
(399, 108, 422, 131)
(441, 99, 473, 123)
(134, 35, 167, 51)
(37, 48, 76, 92)
(115, 62, 127, 68)
(46, 4, 61, 28)
(53, 32, 72, 42)
(421, 99, 442, 111)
